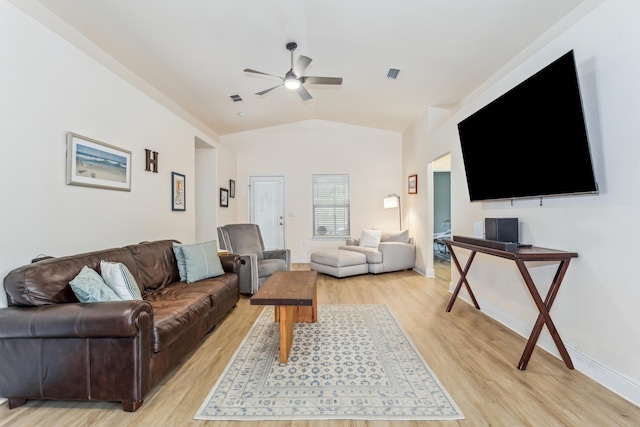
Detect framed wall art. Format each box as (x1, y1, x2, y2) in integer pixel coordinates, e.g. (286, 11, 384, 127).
(220, 188, 229, 207)
(66, 132, 132, 191)
(229, 179, 236, 198)
(408, 174, 417, 194)
(172, 172, 186, 211)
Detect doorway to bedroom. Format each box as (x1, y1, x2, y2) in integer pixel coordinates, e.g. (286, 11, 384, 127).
(432, 154, 451, 281)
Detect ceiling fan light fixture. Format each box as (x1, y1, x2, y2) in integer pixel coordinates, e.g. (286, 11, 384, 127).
(284, 71, 301, 89)
(284, 78, 301, 90)
(246, 42, 342, 99)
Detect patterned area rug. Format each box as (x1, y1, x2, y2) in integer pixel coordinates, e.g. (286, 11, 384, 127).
(194, 304, 464, 421)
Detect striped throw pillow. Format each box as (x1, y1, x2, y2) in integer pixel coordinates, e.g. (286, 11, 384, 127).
(100, 260, 143, 300)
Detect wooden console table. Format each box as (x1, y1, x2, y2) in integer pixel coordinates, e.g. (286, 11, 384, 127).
(443, 238, 578, 370)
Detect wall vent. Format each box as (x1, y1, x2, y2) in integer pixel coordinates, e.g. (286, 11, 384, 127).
(229, 94, 243, 102)
(386, 68, 401, 80)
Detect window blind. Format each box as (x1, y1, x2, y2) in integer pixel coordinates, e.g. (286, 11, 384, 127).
(312, 174, 350, 237)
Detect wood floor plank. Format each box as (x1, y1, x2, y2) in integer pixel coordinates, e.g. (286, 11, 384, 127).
(1, 265, 639, 426)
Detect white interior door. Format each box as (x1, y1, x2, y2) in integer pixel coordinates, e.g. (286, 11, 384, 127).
(249, 176, 285, 250)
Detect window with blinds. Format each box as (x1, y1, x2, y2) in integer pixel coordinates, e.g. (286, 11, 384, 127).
(312, 174, 350, 237)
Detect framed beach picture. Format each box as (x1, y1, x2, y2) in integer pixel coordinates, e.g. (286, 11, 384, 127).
(408, 174, 417, 194)
(66, 132, 132, 191)
(172, 172, 186, 211)
(220, 188, 229, 207)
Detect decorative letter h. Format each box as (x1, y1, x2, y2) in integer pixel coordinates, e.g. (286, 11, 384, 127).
(145, 149, 159, 173)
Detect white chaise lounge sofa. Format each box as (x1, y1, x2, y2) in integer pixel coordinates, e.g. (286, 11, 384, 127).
(310, 230, 416, 278)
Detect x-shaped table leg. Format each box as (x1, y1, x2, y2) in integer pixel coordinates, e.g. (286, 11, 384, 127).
(445, 245, 480, 312)
(515, 258, 574, 370)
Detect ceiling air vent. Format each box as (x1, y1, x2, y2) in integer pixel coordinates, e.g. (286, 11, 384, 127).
(229, 94, 243, 102)
(386, 68, 401, 80)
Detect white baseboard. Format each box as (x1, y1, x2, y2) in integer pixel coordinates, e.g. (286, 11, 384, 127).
(450, 286, 640, 407)
(415, 266, 429, 277)
(0, 397, 6, 406)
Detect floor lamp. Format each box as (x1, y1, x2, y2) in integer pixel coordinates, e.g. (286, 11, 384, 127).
(383, 194, 402, 230)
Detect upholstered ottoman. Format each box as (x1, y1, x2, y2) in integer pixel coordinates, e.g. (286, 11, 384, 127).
(310, 250, 368, 278)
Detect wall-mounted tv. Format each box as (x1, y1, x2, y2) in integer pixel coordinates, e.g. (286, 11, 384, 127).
(457, 50, 598, 202)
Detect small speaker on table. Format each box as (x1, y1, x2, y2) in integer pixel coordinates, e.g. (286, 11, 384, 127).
(484, 218, 518, 243)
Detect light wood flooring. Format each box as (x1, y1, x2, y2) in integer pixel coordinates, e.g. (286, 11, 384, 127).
(1, 264, 639, 426)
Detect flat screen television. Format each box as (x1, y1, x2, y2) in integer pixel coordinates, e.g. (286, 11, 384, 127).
(457, 50, 598, 202)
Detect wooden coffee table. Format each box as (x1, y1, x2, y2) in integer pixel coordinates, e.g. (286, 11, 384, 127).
(250, 271, 318, 363)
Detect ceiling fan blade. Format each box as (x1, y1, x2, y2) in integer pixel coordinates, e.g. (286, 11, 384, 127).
(296, 85, 313, 101)
(293, 55, 312, 76)
(302, 76, 343, 85)
(244, 68, 284, 80)
(256, 84, 282, 96)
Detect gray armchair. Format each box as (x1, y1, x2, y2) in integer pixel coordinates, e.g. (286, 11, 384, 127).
(217, 223, 291, 295)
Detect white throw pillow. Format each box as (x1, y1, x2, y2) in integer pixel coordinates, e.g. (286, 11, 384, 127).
(359, 229, 383, 248)
(100, 261, 143, 300)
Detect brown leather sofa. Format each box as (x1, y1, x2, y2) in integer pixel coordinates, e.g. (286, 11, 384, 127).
(0, 239, 240, 411)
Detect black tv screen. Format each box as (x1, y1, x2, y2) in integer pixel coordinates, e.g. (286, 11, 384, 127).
(457, 50, 598, 202)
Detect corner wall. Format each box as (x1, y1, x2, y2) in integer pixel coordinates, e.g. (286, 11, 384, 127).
(403, 0, 640, 405)
(0, 1, 234, 309)
(222, 120, 403, 262)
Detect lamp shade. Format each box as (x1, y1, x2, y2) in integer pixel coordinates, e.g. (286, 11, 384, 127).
(383, 196, 399, 209)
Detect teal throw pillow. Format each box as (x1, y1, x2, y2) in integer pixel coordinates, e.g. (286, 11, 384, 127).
(69, 266, 121, 303)
(181, 240, 224, 283)
(172, 242, 188, 282)
(100, 260, 143, 300)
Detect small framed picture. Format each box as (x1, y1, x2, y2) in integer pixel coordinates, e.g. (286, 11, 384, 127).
(172, 172, 186, 211)
(66, 132, 132, 191)
(220, 188, 229, 207)
(229, 179, 236, 198)
(408, 174, 417, 194)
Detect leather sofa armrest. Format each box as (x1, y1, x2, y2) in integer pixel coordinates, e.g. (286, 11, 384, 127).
(219, 254, 241, 274)
(0, 300, 153, 339)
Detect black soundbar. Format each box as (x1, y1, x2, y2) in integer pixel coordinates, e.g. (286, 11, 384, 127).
(452, 235, 518, 252)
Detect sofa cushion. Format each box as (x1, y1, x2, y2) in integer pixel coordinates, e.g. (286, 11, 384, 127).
(311, 250, 368, 267)
(381, 229, 409, 243)
(180, 241, 224, 283)
(100, 261, 143, 300)
(338, 245, 383, 264)
(4, 247, 137, 307)
(69, 266, 121, 303)
(144, 283, 212, 352)
(359, 229, 383, 248)
(258, 259, 288, 278)
(224, 224, 265, 260)
(128, 240, 180, 292)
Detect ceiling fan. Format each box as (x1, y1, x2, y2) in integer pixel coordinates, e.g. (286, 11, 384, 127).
(244, 42, 342, 101)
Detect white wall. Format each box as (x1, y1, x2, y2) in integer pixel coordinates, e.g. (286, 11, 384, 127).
(222, 120, 402, 262)
(0, 1, 235, 311)
(215, 145, 239, 229)
(195, 145, 218, 243)
(404, 0, 640, 405)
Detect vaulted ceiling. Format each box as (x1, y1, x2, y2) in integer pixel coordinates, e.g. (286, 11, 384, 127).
(20, 0, 591, 136)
